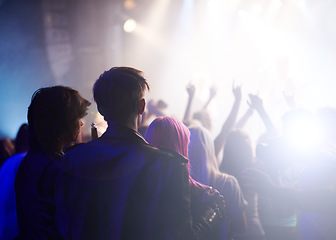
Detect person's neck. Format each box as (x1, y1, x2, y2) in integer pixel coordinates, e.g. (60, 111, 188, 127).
(108, 119, 138, 132)
(127, 120, 137, 131)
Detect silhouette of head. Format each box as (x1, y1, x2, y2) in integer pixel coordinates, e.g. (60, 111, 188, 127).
(28, 86, 90, 155)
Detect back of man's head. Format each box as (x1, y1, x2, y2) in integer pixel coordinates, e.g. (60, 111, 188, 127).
(28, 86, 90, 154)
(93, 67, 150, 124)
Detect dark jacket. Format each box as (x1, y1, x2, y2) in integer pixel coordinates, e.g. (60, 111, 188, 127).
(55, 123, 193, 240)
(15, 151, 63, 239)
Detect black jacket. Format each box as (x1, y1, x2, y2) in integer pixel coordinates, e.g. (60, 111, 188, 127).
(55, 123, 193, 240)
(15, 151, 63, 239)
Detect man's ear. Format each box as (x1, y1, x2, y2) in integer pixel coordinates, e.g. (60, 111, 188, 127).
(139, 98, 145, 114)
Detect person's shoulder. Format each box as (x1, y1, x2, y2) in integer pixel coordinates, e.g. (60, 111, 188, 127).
(63, 139, 188, 166)
(63, 140, 100, 157)
(216, 172, 238, 183)
(0, 152, 26, 171)
(63, 143, 86, 154)
(223, 173, 239, 184)
(214, 172, 241, 192)
(19, 151, 59, 169)
(143, 144, 188, 165)
(215, 172, 247, 208)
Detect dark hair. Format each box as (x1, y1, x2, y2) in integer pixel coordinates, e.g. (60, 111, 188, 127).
(28, 86, 90, 154)
(93, 67, 150, 123)
(15, 123, 29, 153)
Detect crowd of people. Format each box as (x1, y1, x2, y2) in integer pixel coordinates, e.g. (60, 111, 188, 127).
(1, 66, 336, 240)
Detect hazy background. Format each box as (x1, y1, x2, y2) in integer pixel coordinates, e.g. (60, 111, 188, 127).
(1, 0, 336, 142)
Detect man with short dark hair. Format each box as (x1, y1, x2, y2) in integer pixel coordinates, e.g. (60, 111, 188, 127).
(93, 67, 149, 130)
(15, 86, 90, 239)
(55, 67, 199, 239)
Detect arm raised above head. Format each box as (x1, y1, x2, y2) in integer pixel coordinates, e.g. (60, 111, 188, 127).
(248, 94, 277, 137)
(183, 84, 196, 123)
(214, 83, 242, 157)
(203, 86, 217, 110)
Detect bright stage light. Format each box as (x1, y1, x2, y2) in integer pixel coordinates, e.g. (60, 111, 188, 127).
(297, 0, 306, 9)
(251, 4, 263, 15)
(283, 112, 323, 151)
(123, 18, 137, 33)
(271, 0, 283, 9)
(238, 9, 247, 19)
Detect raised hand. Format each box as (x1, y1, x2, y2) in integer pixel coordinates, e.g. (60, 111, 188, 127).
(203, 85, 217, 110)
(283, 91, 296, 110)
(247, 94, 263, 111)
(247, 93, 277, 136)
(186, 84, 196, 98)
(147, 100, 166, 117)
(156, 100, 168, 109)
(213, 81, 242, 157)
(232, 82, 242, 102)
(147, 100, 155, 111)
(184, 84, 196, 122)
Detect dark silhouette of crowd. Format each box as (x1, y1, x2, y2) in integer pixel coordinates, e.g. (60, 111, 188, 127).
(1, 66, 336, 240)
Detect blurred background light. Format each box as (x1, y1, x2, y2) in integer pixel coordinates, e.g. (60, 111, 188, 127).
(124, 0, 136, 10)
(123, 18, 137, 33)
(1, 0, 336, 142)
(283, 111, 323, 151)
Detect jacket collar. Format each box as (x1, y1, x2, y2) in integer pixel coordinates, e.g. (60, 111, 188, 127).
(101, 122, 149, 145)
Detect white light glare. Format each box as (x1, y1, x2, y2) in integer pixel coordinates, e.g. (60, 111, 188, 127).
(123, 19, 137, 33)
(271, 0, 282, 9)
(297, 0, 306, 9)
(284, 116, 322, 150)
(251, 4, 263, 15)
(238, 9, 247, 19)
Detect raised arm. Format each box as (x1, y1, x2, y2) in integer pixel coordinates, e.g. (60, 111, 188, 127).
(283, 91, 296, 110)
(147, 100, 167, 117)
(248, 94, 277, 137)
(235, 107, 254, 129)
(141, 100, 167, 126)
(203, 86, 217, 110)
(214, 83, 242, 157)
(183, 84, 196, 123)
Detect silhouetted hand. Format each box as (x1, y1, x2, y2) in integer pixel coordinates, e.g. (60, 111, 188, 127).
(186, 84, 196, 98)
(146, 100, 166, 117)
(247, 94, 263, 111)
(156, 100, 168, 109)
(184, 84, 196, 122)
(203, 85, 217, 110)
(283, 91, 296, 109)
(147, 100, 155, 110)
